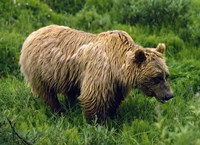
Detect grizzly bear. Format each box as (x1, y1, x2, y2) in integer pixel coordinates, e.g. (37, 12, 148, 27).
(19, 25, 173, 121)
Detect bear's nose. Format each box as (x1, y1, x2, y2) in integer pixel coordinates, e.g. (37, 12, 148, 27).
(165, 92, 174, 101)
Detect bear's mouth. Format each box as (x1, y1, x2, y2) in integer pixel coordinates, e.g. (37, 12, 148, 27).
(144, 91, 172, 103)
(155, 93, 174, 103)
(155, 96, 166, 103)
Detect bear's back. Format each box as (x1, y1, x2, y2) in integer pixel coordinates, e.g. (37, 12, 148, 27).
(19, 25, 96, 92)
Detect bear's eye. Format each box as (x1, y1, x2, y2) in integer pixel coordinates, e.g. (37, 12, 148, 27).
(153, 76, 163, 84)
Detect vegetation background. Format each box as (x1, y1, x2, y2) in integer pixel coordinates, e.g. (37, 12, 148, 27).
(0, 0, 200, 144)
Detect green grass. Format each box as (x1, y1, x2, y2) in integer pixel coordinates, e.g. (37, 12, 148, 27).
(0, 55, 200, 144)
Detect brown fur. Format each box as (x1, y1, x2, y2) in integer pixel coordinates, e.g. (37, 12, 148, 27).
(19, 25, 173, 121)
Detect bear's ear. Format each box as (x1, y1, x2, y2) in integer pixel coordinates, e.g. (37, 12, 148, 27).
(134, 49, 146, 64)
(156, 43, 166, 54)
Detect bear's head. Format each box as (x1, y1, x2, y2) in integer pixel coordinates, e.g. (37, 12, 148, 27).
(127, 43, 173, 103)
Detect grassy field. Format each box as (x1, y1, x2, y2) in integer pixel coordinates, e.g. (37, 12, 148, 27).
(0, 0, 200, 144)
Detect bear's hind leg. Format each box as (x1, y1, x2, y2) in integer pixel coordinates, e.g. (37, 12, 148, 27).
(65, 87, 80, 108)
(40, 87, 65, 115)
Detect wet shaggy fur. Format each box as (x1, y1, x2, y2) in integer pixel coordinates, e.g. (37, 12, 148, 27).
(19, 25, 172, 120)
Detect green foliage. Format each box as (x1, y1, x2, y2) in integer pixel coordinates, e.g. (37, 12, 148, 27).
(0, 0, 200, 144)
(84, 0, 114, 15)
(0, 0, 69, 34)
(41, 0, 86, 14)
(113, 24, 185, 56)
(72, 7, 111, 32)
(188, 0, 200, 46)
(111, 0, 191, 27)
(169, 58, 200, 93)
(0, 66, 200, 144)
(0, 31, 24, 76)
(0, 0, 199, 76)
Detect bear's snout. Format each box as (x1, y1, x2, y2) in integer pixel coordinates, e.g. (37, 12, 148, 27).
(158, 92, 174, 103)
(164, 92, 174, 101)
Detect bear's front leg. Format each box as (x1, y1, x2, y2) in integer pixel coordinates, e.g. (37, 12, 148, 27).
(78, 91, 107, 123)
(76, 44, 114, 123)
(78, 75, 113, 123)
